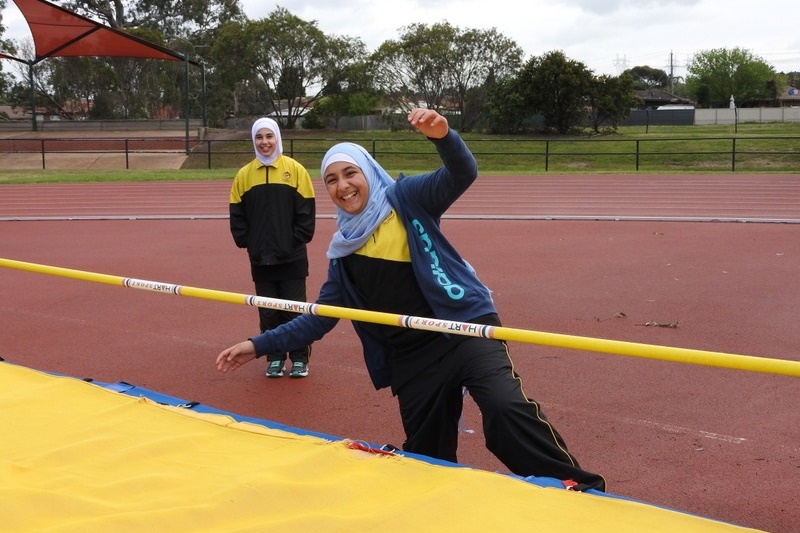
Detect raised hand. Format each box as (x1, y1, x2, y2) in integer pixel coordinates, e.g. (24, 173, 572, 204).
(408, 108, 449, 139)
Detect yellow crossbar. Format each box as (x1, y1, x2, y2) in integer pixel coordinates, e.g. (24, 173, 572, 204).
(2, 257, 798, 378)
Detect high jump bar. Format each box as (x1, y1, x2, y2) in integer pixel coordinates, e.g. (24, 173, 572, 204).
(1, 257, 798, 378)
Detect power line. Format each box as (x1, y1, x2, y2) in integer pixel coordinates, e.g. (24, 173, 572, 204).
(612, 54, 629, 75)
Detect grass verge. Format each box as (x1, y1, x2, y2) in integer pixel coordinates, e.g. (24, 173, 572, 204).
(1, 123, 798, 183)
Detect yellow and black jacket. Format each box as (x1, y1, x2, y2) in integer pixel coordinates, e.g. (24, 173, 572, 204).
(229, 155, 315, 267)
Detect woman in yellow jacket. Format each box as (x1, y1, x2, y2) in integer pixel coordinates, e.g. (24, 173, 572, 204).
(229, 118, 316, 378)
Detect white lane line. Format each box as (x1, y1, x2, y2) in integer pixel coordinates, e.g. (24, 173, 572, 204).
(622, 417, 747, 444)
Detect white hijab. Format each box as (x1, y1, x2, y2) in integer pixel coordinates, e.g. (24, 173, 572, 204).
(251, 117, 282, 166)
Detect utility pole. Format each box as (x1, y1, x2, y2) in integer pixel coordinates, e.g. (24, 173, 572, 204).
(667, 51, 688, 94)
(669, 51, 674, 94)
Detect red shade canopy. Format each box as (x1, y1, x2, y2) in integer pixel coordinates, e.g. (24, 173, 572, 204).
(11, 0, 190, 63)
(3, 0, 205, 133)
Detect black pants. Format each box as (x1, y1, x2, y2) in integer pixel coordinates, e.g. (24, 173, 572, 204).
(254, 278, 311, 364)
(396, 337, 605, 491)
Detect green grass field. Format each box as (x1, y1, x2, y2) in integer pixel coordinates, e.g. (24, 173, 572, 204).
(1, 122, 798, 184)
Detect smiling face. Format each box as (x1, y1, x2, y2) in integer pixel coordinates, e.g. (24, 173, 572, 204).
(254, 128, 277, 159)
(324, 161, 370, 215)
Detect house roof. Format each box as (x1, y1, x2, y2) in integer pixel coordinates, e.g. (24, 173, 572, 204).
(0, 104, 28, 119)
(779, 86, 800, 102)
(635, 89, 694, 106)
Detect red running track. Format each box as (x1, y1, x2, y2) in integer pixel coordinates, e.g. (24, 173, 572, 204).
(1, 175, 799, 532)
(1, 174, 799, 222)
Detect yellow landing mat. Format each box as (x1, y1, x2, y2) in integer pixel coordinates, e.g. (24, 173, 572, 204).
(0, 363, 760, 532)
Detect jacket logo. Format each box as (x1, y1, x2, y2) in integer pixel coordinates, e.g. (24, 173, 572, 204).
(411, 219, 464, 300)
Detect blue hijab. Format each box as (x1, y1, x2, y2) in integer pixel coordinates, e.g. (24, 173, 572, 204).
(321, 142, 396, 259)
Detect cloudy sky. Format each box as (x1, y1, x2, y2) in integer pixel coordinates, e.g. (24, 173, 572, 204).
(4, 0, 799, 80)
(239, 0, 800, 79)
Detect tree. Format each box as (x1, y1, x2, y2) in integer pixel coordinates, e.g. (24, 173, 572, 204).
(210, 8, 367, 128)
(517, 50, 593, 134)
(44, 56, 117, 118)
(3, 39, 57, 115)
(7, 2, 217, 120)
(686, 47, 776, 108)
(307, 60, 379, 128)
(60, 0, 243, 40)
(622, 66, 669, 90)
(587, 74, 636, 133)
(371, 23, 454, 116)
(371, 22, 522, 132)
(25, 24, 186, 120)
(0, 0, 15, 100)
(486, 77, 529, 134)
(0, 0, 7, 38)
(57, 1, 243, 122)
(448, 27, 522, 132)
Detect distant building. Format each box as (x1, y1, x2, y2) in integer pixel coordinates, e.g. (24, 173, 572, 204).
(0, 105, 29, 121)
(0, 100, 93, 122)
(778, 86, 800, 107)
(634, 89, 694, 110)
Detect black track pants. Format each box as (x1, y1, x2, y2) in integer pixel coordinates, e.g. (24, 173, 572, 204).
(254, 278, 311, 364)
(396, 337, 605, 491)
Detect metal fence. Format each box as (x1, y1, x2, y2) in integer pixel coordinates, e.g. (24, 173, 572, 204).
(1, 135, 798, 172)
(190, 136, 800, 173)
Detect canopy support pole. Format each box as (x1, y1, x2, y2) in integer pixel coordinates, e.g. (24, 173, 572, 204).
(29, 62, 36, 131)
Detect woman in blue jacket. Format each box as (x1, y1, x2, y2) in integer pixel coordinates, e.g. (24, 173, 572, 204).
(217, 108, 605, 491)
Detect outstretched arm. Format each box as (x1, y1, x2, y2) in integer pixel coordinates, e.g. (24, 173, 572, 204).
(216, 340, 256, 373)
(408, 108, 449, 139)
